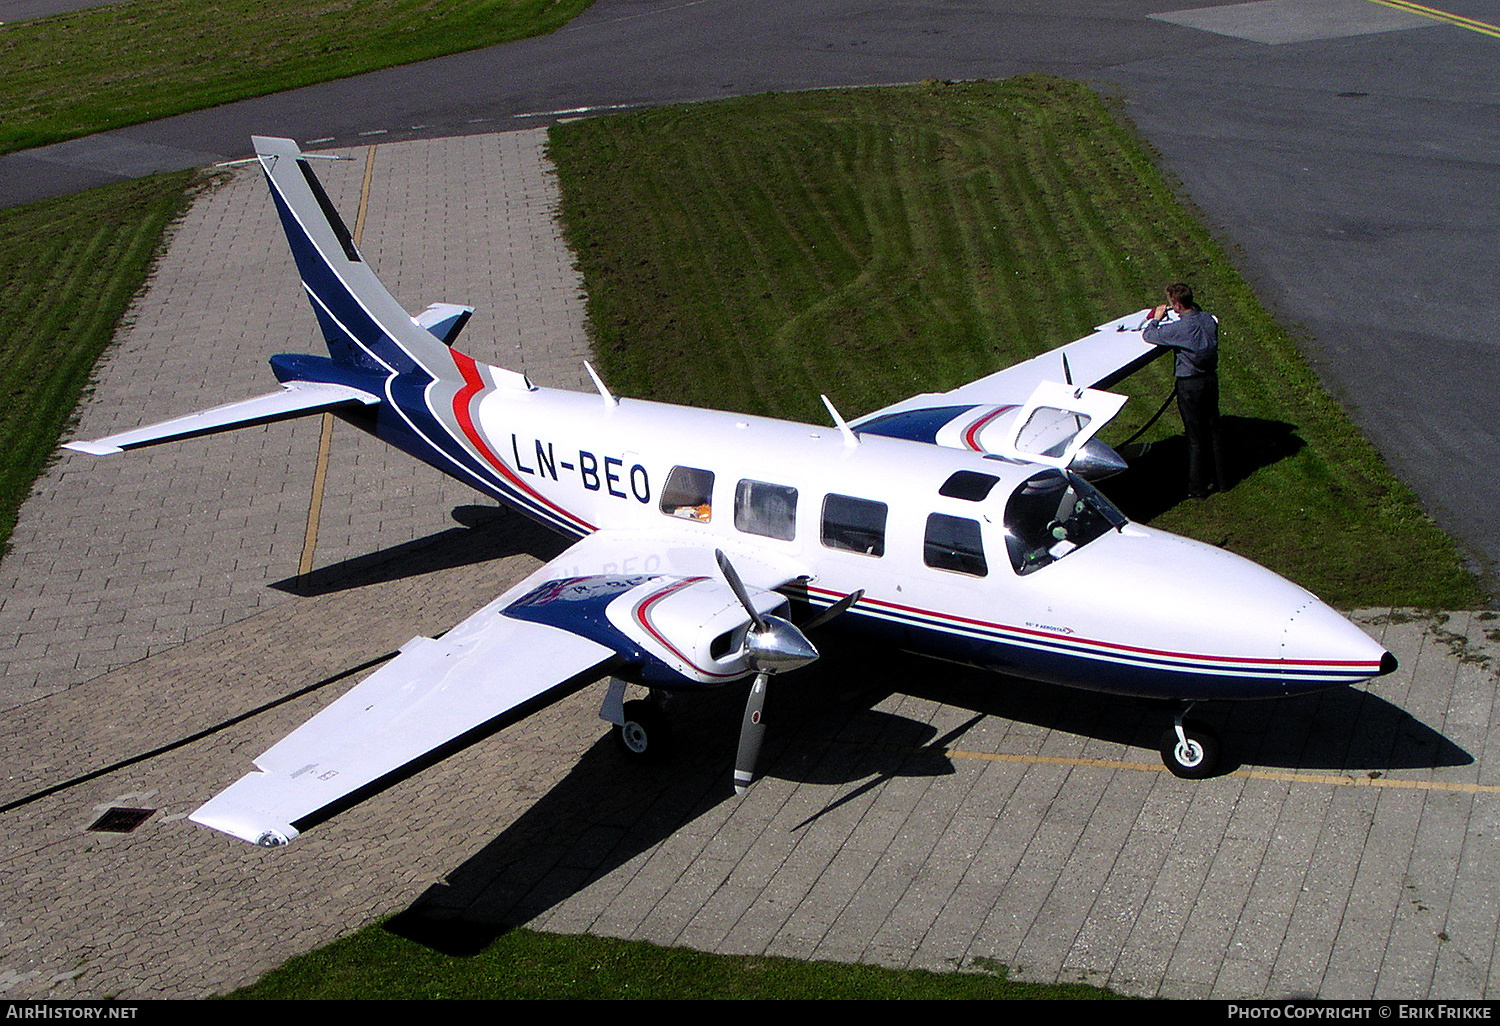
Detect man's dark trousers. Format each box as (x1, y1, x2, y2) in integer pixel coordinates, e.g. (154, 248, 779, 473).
(1176, 373, 1227, 497)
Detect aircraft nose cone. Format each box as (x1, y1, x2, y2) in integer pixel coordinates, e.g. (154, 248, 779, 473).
(1282, 599, 1394, 683)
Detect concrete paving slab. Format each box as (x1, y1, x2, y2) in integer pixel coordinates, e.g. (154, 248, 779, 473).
(1152, 0, 1437, 45)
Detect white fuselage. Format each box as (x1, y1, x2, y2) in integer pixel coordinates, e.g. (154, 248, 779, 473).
(381, 351, 1389, 702)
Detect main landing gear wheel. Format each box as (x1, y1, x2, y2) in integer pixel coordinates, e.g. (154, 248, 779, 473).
(614, 699, 673, 765)
(1160, 721, 1220, 779)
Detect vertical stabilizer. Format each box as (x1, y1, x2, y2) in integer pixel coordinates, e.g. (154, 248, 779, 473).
(253, 137, 451, 375)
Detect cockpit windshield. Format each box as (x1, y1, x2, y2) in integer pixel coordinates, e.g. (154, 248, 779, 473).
(1003, 469, 1127, 575)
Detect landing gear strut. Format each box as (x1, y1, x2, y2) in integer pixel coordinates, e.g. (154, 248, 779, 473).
(1159, 706, 1220, 779)
(601, 678, 673, 764)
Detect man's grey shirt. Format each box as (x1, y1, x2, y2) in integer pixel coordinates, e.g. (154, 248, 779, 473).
(1144, 309, 1218, 377)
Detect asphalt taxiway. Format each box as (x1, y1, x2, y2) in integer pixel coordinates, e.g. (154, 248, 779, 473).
(2, 130, 1499, 1000)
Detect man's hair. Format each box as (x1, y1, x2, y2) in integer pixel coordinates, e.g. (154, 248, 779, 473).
(1166, 283, 1197, 309)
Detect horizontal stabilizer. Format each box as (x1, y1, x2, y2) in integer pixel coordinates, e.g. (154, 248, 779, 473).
(414, 302, 475, 345)
(64, 382, 379, 455)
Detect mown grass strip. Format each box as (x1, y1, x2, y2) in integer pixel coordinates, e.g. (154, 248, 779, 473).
(0, 0, 593, 156)
(0, 170, 194, 554)
(226, 924, 1125, 999)
(549, 78, 1482, 608)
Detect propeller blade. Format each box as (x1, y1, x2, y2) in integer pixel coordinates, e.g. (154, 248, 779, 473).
(734, 671, 771, 794)
(715, 549, 767, 633)
(802, 589, 864, 631)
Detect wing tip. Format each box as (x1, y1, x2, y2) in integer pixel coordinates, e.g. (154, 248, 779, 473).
(62, 440, 122, 456)
(190, 779, 302, 846)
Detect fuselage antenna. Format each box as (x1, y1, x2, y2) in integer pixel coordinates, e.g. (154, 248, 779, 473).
(584, 361, 619, 412)
(821, 394, 860, 448)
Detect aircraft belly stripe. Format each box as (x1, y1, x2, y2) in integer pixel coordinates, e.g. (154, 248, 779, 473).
(447, 351, 595, 534)
(804, 585, 1381, 681)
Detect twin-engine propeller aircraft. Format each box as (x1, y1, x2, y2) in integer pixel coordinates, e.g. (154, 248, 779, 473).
(66, 137, 1396, 847)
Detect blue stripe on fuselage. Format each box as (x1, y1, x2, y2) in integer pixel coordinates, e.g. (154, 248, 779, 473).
(801, 592, 1361, 701)
(263, 161, 594, 539)
(855, 405, 974, 444)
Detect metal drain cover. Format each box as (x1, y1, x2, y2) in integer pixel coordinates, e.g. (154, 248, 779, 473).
(89, 807, 154, 833)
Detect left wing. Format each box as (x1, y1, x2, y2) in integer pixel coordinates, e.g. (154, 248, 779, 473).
(191, 529, 809, 845)
(850, 310, 1166, 466)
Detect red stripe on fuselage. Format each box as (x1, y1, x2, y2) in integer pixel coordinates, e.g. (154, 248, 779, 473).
(962, 405, 1014, 451)
(449, 350, 594, 532)
(803, 585, 1380, 672)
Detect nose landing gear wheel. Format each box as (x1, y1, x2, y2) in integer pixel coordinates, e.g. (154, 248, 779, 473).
(1160, 721, 1220, 779)
(614, 699, 673, 764)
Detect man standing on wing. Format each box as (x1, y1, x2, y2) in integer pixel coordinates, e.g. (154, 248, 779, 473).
(1144, 283, 1228, 499)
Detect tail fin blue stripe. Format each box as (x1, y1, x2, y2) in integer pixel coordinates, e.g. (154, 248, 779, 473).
(254, 138, 450, 377)
(263, 182, 393, 372)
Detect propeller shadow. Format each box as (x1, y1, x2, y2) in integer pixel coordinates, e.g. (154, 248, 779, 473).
(384, 648, 952, 956)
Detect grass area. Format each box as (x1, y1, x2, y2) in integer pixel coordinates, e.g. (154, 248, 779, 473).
(0, 170, 193, 554)
(0, 0, 593, 155)
(550, 77, 1484, 608)
(227, 924, 1125, 999)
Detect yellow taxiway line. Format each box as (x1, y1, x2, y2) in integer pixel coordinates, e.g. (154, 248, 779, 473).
(940, 746, 1500, 794)
(1364, 0, 1500, 39)
(298, 145, 379, 579)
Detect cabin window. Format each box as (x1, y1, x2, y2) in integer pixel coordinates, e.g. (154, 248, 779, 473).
(1003, 469, 1126, 575)
(821, 494, 887, 556)
(924, 514, 988, 577)
(660, 466, 715, 522)
(734, 479, 798, 541)
(938, 470, 999, 502)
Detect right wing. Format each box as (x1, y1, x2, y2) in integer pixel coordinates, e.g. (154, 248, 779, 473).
(849, 310, 1166, 463)
(190, 529, 808, 845)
